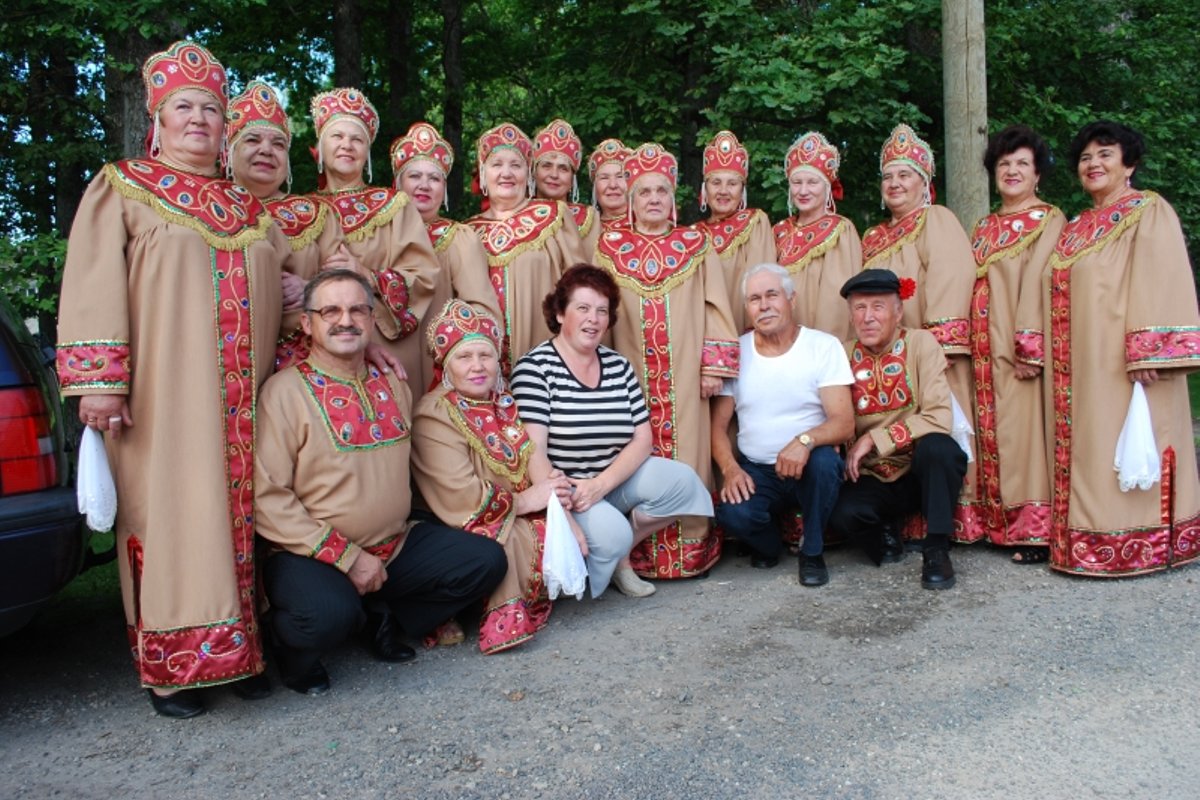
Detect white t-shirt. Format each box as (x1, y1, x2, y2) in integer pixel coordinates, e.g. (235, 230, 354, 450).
(720, 326, 853, 464)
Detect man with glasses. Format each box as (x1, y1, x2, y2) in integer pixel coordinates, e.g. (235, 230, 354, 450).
(254, 269, 506, 694)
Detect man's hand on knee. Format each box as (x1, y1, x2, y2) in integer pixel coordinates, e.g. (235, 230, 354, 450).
(719, 465, 756, 504)
(347, 550, 387, 595)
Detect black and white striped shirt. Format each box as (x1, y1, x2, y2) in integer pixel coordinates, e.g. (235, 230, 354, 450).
(511, 341, 649, 478)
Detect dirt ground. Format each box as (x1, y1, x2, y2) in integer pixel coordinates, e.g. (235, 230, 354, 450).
(1, 540, 1197, 800)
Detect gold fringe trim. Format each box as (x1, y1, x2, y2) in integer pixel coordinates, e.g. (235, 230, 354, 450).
(575, 205, 596, 238)
(711, 209, 767, 257)
(594, 234, 710, 299)
(974, 205, 1063, 278)
(781, 217, 845, 273)
(471, 203, 565, 268)
(340, 190, 410, 244)
(103, 163, 273, 252)
(862, 211, 926, 269)
(432, 220, 460, 254)
(437, 392, 534, 485)
(285, 201, 329, 253)
(1049, 193, 1154, 272)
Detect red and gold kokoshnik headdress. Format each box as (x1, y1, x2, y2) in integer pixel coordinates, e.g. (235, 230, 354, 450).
(879, 123, 934, 180)
(427, 299, 503, 366)
(227, 81, 290, 145)
(142, 40, 228, 115)
(702, 130, 749, 179)
(786, 131, 839, 185)
(624, 142, 678, 189)
(588, 138, 633, 180)
(533, 119, 583, 171)
(310, 88, 380, 143)
(390, 122, 455, 177)
(476, 123, 534, 170)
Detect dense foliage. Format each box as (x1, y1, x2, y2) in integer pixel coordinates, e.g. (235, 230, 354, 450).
(2, 0, 1196, 333)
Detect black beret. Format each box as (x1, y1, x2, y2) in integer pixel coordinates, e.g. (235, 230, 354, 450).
(840, 268, 901, 298)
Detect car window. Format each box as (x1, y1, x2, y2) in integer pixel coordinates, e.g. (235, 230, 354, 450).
(0, 326, 34, 388)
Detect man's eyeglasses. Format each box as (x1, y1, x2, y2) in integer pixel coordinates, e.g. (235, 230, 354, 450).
(305, 304, 374, 324)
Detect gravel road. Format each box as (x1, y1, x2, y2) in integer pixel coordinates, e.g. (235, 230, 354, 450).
(2, 543, 1197, 799)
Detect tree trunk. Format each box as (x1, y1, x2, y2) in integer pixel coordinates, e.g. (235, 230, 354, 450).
(676, 26, 705, 225)
(102, 29, 169, 160)
(941, 0, 989, 230)
(333, 0, 363, 89)
(385, 0, 414, 132)
(441, 0, 465, 214)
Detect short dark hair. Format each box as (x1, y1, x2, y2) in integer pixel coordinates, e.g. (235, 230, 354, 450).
(303, 268, 375, 311)
(983, 124, 1052, 177)
(542, 263, 620, 334)
(1067, 120, 1145, 175)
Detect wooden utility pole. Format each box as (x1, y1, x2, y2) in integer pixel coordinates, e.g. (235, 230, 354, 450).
(942, 0, 989, 230)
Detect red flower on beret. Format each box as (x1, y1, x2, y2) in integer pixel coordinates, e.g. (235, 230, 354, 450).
(899, 278, 916, 301)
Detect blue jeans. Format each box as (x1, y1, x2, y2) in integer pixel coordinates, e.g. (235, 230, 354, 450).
(715, 446, 844, 558)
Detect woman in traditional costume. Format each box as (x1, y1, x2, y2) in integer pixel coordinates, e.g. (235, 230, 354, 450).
(533, 118, 599, 255)
(512, 265, 714, 597)
(390, 122, 501, 393)
(966, 125, 1064, 558)
(1043, 120, 1200, 577)
(412, 301, 574, 653)
(228, 80, 359, 370)
(773, 132, 860, 340)
(860, 124, 977, 542)
(594, 143, 740, 579)
(466, 123, 585, 372)
(695, 131, 775, 332)
(311, 88, 439, 394)
(56, 42, 289, 717)
(582, 138, 634, 263)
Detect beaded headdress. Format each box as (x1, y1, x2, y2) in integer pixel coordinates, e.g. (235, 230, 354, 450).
(702, 130, 749, 179)
(624, 143, 678, 189)
(785, 131, 843, 214)
(143, 40, 228, 115)
(427, 299, 503, 367)
(228, 81, 290, 146)
(533, 119, 583, 171)
(880, 123, 934, 180)
(310, 88, 380, 143)
(390, 122, 454, 178)
(587, 138, 633, 181)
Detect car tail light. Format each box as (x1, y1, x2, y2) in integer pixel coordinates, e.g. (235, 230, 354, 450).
(0, 386, 58, 495)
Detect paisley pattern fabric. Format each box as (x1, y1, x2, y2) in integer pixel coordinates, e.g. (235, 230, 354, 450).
(297, 361, 410, 450)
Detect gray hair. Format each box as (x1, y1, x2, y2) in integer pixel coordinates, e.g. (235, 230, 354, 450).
(740, 262, 796, 302)
(303, 268, 376, 311)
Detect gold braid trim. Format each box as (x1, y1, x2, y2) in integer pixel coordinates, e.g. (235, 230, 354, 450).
(341, 190, 410, 244)
(474, 209, 565, 268)
(285, 201, 329, 252)
(974, 206, 1063, 278)
(782, 218, 845, 273)
(593, 233, 710, 299)
(1049, 193, 1153, 272)
(575, 204, 596, 238)
(862, 210, 927, 269)
(437, 393, 534, 485)
(432, 220, 460, 253)
(102, 163, 273, 252)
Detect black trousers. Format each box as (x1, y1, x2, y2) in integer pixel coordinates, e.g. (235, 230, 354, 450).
(828, 433, 967, 548)
(263, 516, 507, 677)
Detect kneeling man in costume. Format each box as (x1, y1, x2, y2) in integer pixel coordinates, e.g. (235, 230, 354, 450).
(712, 263, 854, 587)
(828, 268, 967, 589)
(254, 269, 506, 693)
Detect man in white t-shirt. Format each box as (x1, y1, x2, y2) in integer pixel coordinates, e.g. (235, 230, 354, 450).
(712, 263, 855, 587)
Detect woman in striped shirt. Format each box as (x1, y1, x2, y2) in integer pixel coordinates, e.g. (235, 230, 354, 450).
(511, 264, 713, 598)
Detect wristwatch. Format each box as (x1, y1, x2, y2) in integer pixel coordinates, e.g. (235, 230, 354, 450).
(796, 433, 814, 449)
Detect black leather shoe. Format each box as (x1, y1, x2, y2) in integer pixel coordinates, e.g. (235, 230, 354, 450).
(147, 689, 205, 719)
(363, 610, 417, 663)
(283, 662, 331, 696)
(921, 548, 956, 590)
(750, 552, 780, 569)
(799, 554, 829, 587)
(231, 672, 272, 701)
(880, 526, 905, 564)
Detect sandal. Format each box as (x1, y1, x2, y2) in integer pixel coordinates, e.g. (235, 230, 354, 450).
(1011, 546, 1049, 565)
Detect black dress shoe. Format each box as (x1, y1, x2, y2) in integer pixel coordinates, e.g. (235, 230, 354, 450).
(750, 552, 780, 569)
(363, 610, 417, 663)
(147, 688, 206, 719)
(799, 554, 829, 587)
(231, 672, 272, 701)
(880, 526, 905, 564)
(921, 548, 956, 590)
(283, 662, 331, 696)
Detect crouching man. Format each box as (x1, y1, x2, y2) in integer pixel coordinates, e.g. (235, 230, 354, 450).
(254, 269, 506, 693)
(828, 269, 967, 590)
(712, 263, 854, 587)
